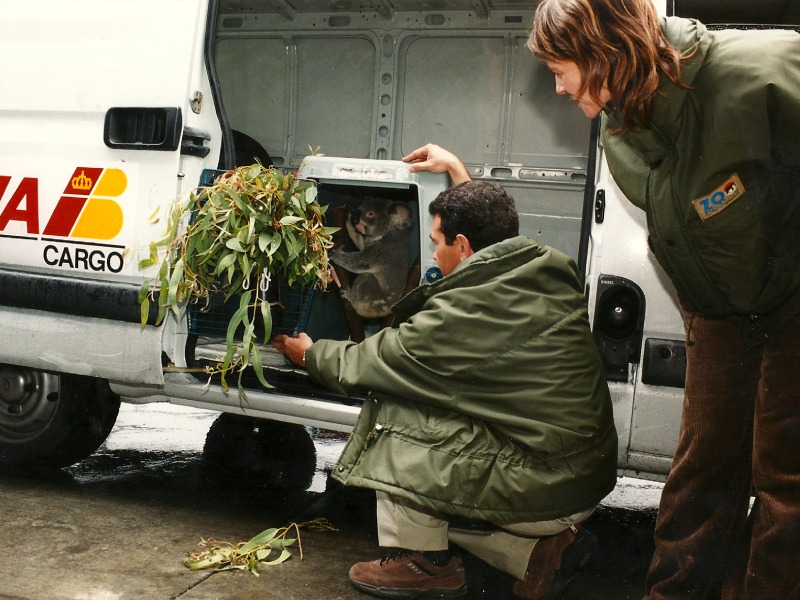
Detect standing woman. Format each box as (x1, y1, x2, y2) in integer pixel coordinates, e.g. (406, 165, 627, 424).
(528, 0, 800, 599)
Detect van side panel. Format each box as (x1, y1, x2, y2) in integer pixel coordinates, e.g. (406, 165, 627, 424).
(0, 0, 218, 383)
(587, 161, 684, 476)
(0, 0, 219, 283)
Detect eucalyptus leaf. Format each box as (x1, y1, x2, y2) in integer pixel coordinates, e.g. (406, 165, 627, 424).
(260, 295, 273, 344)
(226, 238, 245, 252)
(241, 528, 279, 551)
(255, 548, 273, 561)
(250, 346, 274, 389)
(167, 258, 184, 314)
(258, 231, 274, 252)
(214, 253, 238, 275)
(227, 291, 252, 349)
(268, 234, 282, 256)
(261, 549, 292, 566)
(157, 285, 169, 324)
(139, 297, 150, 330)
(138, 279, 151, 304)
(304, 185, 318, 204)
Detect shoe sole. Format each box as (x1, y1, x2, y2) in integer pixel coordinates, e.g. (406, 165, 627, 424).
(350, 580, 468, 599)
(536, 529, 598, 600)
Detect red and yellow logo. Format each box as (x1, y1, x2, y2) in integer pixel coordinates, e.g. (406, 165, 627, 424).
(43, 167, 126, 240)
(0, 166, 126, 240)
(1, 165, 129, 274)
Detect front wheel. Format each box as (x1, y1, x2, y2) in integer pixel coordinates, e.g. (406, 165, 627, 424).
(0, 365, 121, 469)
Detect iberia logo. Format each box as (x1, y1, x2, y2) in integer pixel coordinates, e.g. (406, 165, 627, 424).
(42, 167, 126, 240)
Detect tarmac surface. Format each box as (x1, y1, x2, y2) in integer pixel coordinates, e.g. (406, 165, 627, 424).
(0, 403, 663, 600)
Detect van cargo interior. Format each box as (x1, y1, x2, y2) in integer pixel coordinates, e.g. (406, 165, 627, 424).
(184, 0, 593, 394)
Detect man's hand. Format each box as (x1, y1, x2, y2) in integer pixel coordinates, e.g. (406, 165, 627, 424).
(271, 333, 314, 367)
(403, 143, 471, 185)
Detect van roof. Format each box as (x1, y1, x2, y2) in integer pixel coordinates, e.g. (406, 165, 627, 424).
(219, 0, 534, 16)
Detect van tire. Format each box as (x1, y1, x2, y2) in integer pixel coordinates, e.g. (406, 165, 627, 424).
(0, 367, 121, 470)
(202, 413, 317, 491)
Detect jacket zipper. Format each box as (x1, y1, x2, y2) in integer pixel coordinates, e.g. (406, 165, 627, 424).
(363, 422, 384, 450)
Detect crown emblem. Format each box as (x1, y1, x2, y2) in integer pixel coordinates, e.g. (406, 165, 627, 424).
(72, 170, 93, 191)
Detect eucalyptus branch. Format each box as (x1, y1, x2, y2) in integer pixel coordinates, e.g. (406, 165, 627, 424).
(184, 518, 339, 577)
(138, 164, 337, 394)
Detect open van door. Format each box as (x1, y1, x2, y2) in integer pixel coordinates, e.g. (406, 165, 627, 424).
(584, 154, 685, 480)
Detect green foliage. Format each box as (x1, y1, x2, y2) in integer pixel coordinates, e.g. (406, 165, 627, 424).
(184, 519, 338, 577)
(138, 164, 337, 394)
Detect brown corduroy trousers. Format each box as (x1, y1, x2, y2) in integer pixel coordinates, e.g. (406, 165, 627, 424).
(644, 306, 800, 600)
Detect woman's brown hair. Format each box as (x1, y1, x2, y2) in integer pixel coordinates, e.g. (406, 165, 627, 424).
(527, 0, 689, 133)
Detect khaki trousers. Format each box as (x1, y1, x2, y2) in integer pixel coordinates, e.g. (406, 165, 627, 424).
(375, 491, 595, 580)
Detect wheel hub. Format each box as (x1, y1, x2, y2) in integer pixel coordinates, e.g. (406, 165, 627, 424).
(0, 365, 60, 444)
(0, 367, 35, 403)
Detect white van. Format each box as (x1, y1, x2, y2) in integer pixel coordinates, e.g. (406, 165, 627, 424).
(1, 0, 789, 481)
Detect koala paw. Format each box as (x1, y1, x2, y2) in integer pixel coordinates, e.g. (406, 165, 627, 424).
(329, 248, 344, 263)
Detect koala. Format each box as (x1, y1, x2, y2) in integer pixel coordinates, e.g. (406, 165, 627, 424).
(329, 197, 414, 319)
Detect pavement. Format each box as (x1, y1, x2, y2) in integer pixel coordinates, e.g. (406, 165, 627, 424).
(0, 474, 378, 599)
(0, 403, 662, 600)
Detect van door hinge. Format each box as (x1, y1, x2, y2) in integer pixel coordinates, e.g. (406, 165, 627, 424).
(594, 189, 606, 223)
(190, 91, 203, 114)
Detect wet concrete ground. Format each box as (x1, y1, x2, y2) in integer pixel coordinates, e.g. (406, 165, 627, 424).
(0, 403, 662, 600)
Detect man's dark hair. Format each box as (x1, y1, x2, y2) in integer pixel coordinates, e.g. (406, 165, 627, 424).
(429, 181, 519, 251)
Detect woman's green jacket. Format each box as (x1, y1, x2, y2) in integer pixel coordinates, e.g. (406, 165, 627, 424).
(602, 17, 800, 345)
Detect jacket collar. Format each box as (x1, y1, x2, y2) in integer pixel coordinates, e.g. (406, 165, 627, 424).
(391, 236, 540, 322)
(602, 17, 711, 167)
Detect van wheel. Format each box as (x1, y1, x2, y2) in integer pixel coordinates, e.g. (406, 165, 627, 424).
(202, 413, 317, 491)
(0, 366, 121, 469)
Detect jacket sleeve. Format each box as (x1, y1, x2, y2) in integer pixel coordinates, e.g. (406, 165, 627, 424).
(599, 122, 650, 211)
(769, 35, 800, 166)
(304, 301, 467, 410)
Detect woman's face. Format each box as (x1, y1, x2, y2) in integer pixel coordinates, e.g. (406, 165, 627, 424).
(546, 60, 612, 119)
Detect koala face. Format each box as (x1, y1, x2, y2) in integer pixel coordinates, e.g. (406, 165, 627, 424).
(349, 197, 412, 239)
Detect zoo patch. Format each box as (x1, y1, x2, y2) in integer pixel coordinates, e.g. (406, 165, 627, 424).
(691, 174, 745, 221)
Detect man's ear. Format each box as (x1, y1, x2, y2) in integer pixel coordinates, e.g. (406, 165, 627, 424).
(455, 233, 474, 260)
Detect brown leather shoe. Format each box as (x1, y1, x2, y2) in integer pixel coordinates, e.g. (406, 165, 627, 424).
(348, 549, 467, 599)
(512, 526, 597, 600)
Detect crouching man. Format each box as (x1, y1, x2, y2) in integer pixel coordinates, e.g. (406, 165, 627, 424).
(272, 180, 617, 600)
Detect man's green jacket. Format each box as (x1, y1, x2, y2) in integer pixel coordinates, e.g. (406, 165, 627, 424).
(306, 236, 617, 524)
(602, 17, 800, 345)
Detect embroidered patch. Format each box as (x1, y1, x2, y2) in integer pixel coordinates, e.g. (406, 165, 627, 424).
(691, 174, 745, 221)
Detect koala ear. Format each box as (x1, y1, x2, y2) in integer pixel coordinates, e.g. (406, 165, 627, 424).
(391, 202, 413, 228)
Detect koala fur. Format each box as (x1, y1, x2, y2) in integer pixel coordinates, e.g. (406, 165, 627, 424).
(329, 197, 414, 319)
